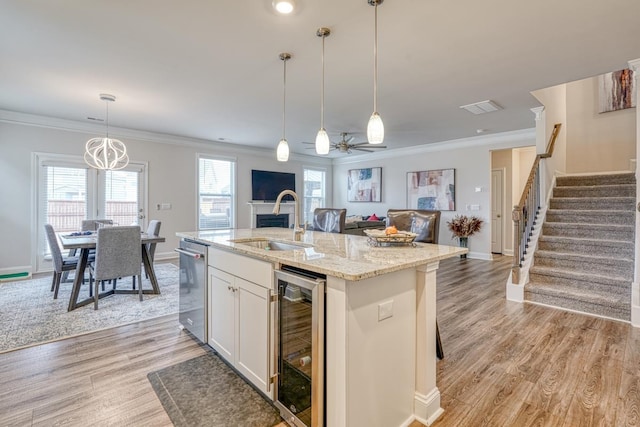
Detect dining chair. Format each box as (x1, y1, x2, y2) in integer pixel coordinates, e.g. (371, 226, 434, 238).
(133, 220, 161, 290)
(312, 208, 346, 233)
(81, 219, 113, 231)
(44, 224, 81, 299)
(90, 225, 142, 310)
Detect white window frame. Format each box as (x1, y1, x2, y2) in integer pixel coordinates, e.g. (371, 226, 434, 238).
(32, 152, 147, 273)
(197, 154, 237, 230)
(303, 167, 327, 224)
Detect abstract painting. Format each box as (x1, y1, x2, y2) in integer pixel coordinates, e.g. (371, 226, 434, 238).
(406, 168, 455, 211)
(347, 167, 382, 202)
(598, 68, 636, 113)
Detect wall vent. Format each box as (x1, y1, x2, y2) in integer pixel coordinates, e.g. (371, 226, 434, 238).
(459, 100, 502, 114)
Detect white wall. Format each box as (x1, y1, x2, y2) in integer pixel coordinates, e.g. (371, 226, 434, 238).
(0, 112, 331, 273)
(332, 130, 536, 259)
(532, 84, 568, 200)
(566, 76, 636, 173)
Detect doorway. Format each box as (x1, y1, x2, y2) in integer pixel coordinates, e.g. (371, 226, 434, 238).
(491, 169, 505, 254)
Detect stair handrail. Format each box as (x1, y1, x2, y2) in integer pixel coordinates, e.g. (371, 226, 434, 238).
(512, 123, 561, 283)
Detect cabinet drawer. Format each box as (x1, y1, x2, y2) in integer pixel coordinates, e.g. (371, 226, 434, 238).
(209, 247, 273, 288)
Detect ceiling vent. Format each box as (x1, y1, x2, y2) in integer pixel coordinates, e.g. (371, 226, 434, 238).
(459, 100, 502, 115)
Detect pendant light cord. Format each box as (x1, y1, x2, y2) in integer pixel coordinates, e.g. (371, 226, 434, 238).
(105, 100, 110, 138)
(321, 33, 325, 128)
(373, 2, 378, 112)
(282, 57, 287, 139)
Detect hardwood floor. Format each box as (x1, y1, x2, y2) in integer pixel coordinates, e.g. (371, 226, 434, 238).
(1, 255, 638, 426)
(430, 255, 640, 427)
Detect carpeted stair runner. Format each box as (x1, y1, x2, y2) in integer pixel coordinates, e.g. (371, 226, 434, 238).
(525, 173, 635, 321)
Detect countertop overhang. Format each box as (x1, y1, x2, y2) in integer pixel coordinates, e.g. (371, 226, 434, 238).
(177, 228, 467, 281)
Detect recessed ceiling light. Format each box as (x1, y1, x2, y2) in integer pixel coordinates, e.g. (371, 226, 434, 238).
(273, 0, 295, 14)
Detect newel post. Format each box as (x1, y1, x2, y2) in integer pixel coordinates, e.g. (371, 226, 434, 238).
(511, 205, 521, 284)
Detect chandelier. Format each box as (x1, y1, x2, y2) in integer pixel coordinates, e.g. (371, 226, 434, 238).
(84, 94, 129, 170)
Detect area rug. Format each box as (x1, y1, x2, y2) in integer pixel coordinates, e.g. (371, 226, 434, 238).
(148, 353, 283, 427)
(0, 263, 179, 353)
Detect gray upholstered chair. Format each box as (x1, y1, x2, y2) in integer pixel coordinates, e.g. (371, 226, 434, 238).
(81, 219, 113, 231)
(44, 224, 81, 299)
(145, 220, 162, 265)
(386, 209, 441, 244)
(133, 220, 162, 288)
(90, 225, 142, 309)
(313, 208, 346, 234)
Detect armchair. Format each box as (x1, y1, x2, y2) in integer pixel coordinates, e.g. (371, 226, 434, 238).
(385, 209, 441, 244)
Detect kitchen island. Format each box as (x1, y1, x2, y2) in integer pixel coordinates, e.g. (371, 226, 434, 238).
(177, 228, 466, 427)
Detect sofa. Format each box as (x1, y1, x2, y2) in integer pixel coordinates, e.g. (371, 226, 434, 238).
(343, 216, 386, 236)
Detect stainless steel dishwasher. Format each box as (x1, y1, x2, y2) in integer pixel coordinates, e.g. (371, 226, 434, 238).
(176, 238, 208, 343)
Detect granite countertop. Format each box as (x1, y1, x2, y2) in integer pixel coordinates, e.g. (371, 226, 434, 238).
(177, 228, 467, 281)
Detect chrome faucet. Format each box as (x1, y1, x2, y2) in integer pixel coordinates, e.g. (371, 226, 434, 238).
(273, 189, 304, 241)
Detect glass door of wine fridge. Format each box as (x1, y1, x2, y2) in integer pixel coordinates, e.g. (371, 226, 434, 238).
(274, 267, 325, 427)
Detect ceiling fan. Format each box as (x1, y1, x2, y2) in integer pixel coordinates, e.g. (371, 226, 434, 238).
(303, 132, 387, 154)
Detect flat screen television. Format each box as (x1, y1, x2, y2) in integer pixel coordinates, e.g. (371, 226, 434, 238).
(251, 170, 296, 202)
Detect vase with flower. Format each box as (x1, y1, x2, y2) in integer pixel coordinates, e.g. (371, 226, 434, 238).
(446, 215, 483, 258)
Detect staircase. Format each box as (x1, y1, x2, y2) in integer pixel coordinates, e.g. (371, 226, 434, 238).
(525, 173, 636, 321)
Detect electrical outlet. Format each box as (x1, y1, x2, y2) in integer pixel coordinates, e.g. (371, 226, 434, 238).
(378, 300, 393, 321)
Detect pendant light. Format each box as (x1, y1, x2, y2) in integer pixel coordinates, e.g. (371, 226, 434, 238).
(367, 0, 384, 145)
(276, 53, 291, 162)
(315, 27, 331, 155)
(84, 94, 129, 170)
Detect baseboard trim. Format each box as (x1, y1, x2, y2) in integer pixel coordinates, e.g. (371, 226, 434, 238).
(0, 266, 33, 282)
(155, 251, 179, 261)
(632, 281, 640, 328)
(414, 388, 443, 426)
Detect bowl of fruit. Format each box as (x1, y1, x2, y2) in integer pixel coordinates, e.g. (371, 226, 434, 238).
(364, 226, 418, 246)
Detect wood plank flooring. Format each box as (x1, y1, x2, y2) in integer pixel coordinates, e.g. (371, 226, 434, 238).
(1, 256, 638, 426)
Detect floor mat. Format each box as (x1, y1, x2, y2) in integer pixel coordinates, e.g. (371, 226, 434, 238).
(148, 353, 282, 427)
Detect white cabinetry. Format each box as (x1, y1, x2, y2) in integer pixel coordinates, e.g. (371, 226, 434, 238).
(208, 247, 274, 398)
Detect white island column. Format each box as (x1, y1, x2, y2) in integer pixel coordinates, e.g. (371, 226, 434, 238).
(414, 261, 443, 424)
(325, 263, 443, 427)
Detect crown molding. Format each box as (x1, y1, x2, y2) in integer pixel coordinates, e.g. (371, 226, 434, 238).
(628, 58, 640, 73)
(0, 109, 331, 165)
(331, 128, 536, 165)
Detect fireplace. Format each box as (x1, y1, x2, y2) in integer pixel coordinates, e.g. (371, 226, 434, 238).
(248, 201, 295, 228)
(257, 214, 289, 228)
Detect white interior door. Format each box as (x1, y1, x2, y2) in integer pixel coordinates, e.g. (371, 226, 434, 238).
(491, 169, 504, 254)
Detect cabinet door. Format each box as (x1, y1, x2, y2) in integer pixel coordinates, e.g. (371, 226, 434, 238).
(208, 268, 235, 361)
(235, 277, 272, 397)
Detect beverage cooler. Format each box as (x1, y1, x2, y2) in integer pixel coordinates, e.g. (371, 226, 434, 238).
(274, 266, 326, 427)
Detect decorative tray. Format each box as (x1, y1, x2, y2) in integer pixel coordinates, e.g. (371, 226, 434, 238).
(364, 229, 417, 247)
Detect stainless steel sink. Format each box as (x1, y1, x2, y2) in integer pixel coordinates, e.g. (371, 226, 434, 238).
(230, 238, 309, 251)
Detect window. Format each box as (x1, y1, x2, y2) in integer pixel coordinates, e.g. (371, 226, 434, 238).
(101, 170, 140, 226)
(198, 156, 235, 230)
(303, 168, 326, 224)
(34, 153, 146, 272)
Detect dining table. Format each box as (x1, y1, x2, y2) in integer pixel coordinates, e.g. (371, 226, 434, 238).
(59, 231, 166, 311)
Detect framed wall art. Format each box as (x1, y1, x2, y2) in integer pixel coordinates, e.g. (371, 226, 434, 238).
(598, 68, 636, 113)
(406, 168, 455, 211)
(347, 167, 382, 202)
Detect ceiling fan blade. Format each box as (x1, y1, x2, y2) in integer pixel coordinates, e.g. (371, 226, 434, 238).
(356, 144, 387, 148)
(352, 148, 375, 152)
(346, 136, 355, 143)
